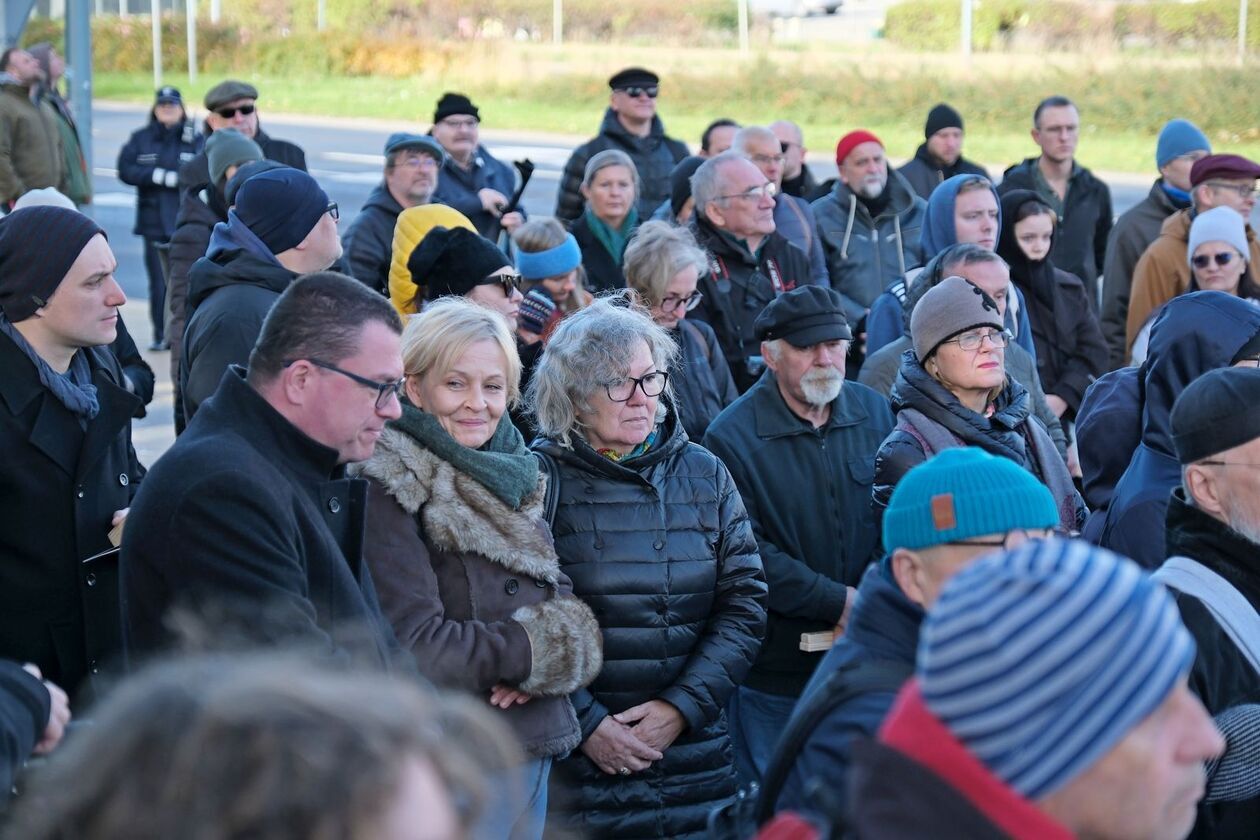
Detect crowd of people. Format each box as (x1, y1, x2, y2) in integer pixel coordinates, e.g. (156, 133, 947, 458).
(1, 51, 1260, 840)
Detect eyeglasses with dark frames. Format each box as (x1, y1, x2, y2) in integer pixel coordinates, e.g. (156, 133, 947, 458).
(1191, 252, 1237, 269)
(285, 358, 403, 410)
(940, 329, 1012, 352)
(949, 528, 1056, 549)
(604, 371, 669, 402)
(660, 291, 703, 313)
(481, 273, 522, 296)
(1205, 181, 1260, 200)
(1200, 460, 1260, 469)
(214, 103, 256, 119)
(325, 201, 339, 221)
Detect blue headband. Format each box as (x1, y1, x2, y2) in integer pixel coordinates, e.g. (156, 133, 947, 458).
(515, 234, 582, 280)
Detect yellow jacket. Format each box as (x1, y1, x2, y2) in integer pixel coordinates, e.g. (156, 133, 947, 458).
(388, 204, 477, 316)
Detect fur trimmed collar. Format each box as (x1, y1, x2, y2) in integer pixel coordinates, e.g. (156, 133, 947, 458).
(355, 427, 561, 583)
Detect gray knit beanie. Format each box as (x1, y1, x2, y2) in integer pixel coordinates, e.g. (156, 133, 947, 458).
(206, 128, 263, 186)
(910, 274, 1005, 362)
(1187, 206, 1250, 270)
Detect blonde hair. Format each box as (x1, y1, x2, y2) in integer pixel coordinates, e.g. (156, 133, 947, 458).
(402, 297, 522, 406)
(623, 220, 709, 308)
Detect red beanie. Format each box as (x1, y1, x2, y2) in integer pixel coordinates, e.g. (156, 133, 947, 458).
(835, 130, 883, 166)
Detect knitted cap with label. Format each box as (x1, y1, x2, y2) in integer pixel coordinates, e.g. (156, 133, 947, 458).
(910, 274, 1004, 362)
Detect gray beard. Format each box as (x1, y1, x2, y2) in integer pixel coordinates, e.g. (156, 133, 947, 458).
(1221, 494, 1260, 547)
(800, 369, 843, 407)
(858, 178, 885, 199)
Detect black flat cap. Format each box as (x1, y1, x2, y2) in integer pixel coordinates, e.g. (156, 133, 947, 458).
(204, 80, 259, 111)
(754, 285, 853, 347)
(1171, 365, 1260, 464)
(609, 67, 658, 90)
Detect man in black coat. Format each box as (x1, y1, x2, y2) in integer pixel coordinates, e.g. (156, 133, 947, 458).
(122, 272, 406, 668)
(554, 67, 688, 225)
(0, 660, 68, 800)
(896, 103, 988, 202)
(1158, 367, 1260, 838)
(688, 153, 813, 392)
(998, 96, 1113, 310)
(181, 168, 342, 421)
(703, 285, 894, 788)
(0, 207, 145, 702)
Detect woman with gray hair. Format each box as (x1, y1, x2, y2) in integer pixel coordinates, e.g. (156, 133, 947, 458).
(530, 295, 767, 839)
(625, 220, 737, 440)
(571, 150, 641, 293)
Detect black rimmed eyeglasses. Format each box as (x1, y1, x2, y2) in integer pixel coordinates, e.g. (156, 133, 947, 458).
(660, 291, 703, 313)
(285, 358, 403, 410)
(604, 371, 669, 402)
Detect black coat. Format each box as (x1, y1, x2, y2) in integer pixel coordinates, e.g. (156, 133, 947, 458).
(998, 158, 1113, 307)
(896, 144, 988, 202)
(110, 313, 155, 414)
(121, 368, 402, 667)
(703, 371, 894, 697)
(0, 336, 143, 701)
(1163, 492, 1260, 839)
(555, 108, 689, 225)
(166, 183, 226, 412)
(432, 145, 521, 239)
(570, 211, 629, 294)
(671, 318, 738, 443)
(179, 220, 297, 421)
(341, 182, 403, 296)
(535, 411, 767, 840)
(689, 215, 813, 392)
(116, 115, 203, 240)
(0, 660, 49, 800)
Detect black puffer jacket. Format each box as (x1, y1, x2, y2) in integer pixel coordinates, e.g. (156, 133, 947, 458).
(535, 410, 767, 840)
(671, 318, 738, 442)
(341, 182, 403, 296)
(555, 108, 689, 225)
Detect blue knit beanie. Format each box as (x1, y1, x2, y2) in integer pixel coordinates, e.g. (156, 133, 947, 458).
(882, 448, 1058, 550)
(1156, 119, 1211, 169)
(919, 538, 1196, 799)
(515, 234, 582, 281)
(233, 168, 331, 255)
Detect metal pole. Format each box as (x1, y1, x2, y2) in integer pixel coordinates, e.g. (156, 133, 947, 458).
(961, 0, 972, 57)
(737, 0, 748, 54)
(1240, 0, 1249, 65)
(209, 0, 219, 23)
(185, 0, 196, 81)
(120, 0, 130, 19)
(67, 0, 92, 204)
(552, 0, 562, 44)
(316, 0, 325, 31)
(151, 0, 162, 88)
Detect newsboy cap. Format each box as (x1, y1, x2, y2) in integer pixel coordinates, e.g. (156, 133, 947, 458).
(383, 132, 445, 162)
(204, 80, 259, 111)
(1190, 154, 1260, 188)
(608, 67, 659, 90)
(754, 285, 853, 347)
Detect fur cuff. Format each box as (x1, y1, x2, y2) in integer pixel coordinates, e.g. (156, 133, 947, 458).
(513, 597, 603, 697)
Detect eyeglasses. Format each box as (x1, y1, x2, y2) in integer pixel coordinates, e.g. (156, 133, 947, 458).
(397, 155, 439, 171)
(325, 201, 339, 221)
(941, 328, 1012, 352)
(1205, 181, 1260, 200)
(285, 358, 403, 410)
(615, 85, 658, 99)
(1192, 251, 1238, 269)
(481, 273, 522, 296)
(1200, 460, 1260, 469)
(716, 182, 777, 202)
(604, 371, 669, 402)
(660, 291, 703, 313)
(779, 140, 799, 153)
(438, 117, 478, 130)
(949, 528, 1055, 549)
(750, 153, 786, 167)
(1236, 356, 1260, 368)
(214, 103, 256, 119)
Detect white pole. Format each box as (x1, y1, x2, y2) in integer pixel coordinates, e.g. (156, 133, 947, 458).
(553, 0, 562, 44)
(151, 0, 162, 88)
(186, 0, 196, 82)
(317, 0, 325, 31)
(210, 0, 219, 23)
(737, 0, 748, 54)
(1240, 0, 1249, 65)
(120, 0, 130, 19)
(961, 0, 972, 57)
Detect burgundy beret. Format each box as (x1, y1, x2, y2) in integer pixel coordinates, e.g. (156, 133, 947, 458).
(1190, 153, 1260, 188)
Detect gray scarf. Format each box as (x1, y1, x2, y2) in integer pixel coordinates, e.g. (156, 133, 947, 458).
(0, 312, 100, 419)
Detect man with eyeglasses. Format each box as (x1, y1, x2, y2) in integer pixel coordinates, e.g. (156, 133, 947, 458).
(770, 120, 821, 201)
(688, 152, 813, 392)
(768, 447, 1057, 824)
(703, 285, 894, 789)
(343, 133, 444, 297)
(181, 168, 342, 422)
(734, 125, 828, 287)
(1155, 365, 1260, 837)
(1101, 119, 1211, 369)
(896, 103, 988, 202)
(554, 67, 688, 225)
(429, 93, 525, 240)
(1126, 154, 1260, 362)
(122, 272, 406, 667)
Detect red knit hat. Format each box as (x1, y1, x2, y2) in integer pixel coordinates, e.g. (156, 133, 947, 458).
(835, 130, 883, 166)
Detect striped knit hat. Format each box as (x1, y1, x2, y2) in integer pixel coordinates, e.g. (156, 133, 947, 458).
(919, 538, 1196, 799)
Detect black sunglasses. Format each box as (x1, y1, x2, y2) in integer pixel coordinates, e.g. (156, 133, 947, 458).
(1192, 252, 1237, 269)
(481, 273, 522, 296)
(214, 103, 256, 119)
(616, 85, 659, 99)
(284, 358, 403, 410)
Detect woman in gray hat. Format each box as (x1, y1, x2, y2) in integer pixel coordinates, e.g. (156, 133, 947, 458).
(872, 275, 1084, 533)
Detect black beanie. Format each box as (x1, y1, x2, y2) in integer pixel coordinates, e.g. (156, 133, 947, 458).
(0, 207, 106, 322)
(224, 159, 289, 209)
(925, 103, 964, 140)
(233, 168, 330, 255)
(407, 227, 511, 301)
(1171, 366, 1260, 464)
(670, 155, 706, 217)
(434, 92, 479, 124)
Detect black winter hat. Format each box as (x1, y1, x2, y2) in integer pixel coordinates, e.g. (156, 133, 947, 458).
(670, 155, 706, 218)
(224, 159, 290, 208)
(755, 285, 853, 347)
(434, 92, 479, 124)
(1171, 366, 1260, 464)
(0, 207, 106, 322)
(233, 168, 330, 255)
(407, 227, 511, 301)
(925, 103, 964, 140)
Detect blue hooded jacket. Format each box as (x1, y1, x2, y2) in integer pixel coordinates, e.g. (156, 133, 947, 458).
(865, 174, 1037, 361)
(1098, 291, 1260, 567)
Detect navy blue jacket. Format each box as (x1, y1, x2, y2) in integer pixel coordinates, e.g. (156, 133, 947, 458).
(703, 371, 894, 697)
(116, 115, 202, 240)
(777, 559, 920, 820)
(432, 145, 520, 239)
(341, 182, 403, 296)
(1099, 292, 1260, 567)
(1077, 365, 1143, 536)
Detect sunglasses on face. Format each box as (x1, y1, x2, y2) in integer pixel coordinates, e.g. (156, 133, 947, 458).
(214, 103, 256, 119)
(481, 273, 522, 296)
(1192, 252, 1238, 269)
(616, 86, 659, 99)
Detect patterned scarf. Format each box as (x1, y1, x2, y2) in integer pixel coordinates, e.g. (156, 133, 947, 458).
(597, 426, 660, 462)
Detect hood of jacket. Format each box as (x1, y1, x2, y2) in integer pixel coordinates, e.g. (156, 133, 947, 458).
(186, 213, 297, 310)
(845, 558, 923, 664)
(1075, 366, 1143, 510)
(598, 106, 668, 144)
(920, 173, 1003, 259)
(1140, 291, 1260, 455)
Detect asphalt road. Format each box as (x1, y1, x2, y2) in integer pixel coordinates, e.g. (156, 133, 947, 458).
(78, 102, 1198, 463)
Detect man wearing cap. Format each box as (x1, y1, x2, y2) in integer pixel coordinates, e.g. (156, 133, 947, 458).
(812, 129, 927, 334)
(998, 96, 1113, 310)
(1126, 153, 1260, 361)
(688, 152, 813, 392)
(429, 93, 524, 240)
(897, 103, 989, 202)
(117, 86, 203, 350)
(0, 206, 144, 702)
(848, 538, 1223, 840)
(1160, 366, 1260, 837)
(342, 133, 443, 297)
(180, 168, 342, 421)
(773, 447, 1057, 823)
(1100, 119, 1211, 368)
(703, 285, 894, 788)
(555, 67, 688, 225)
(0, 47, 66, 209)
